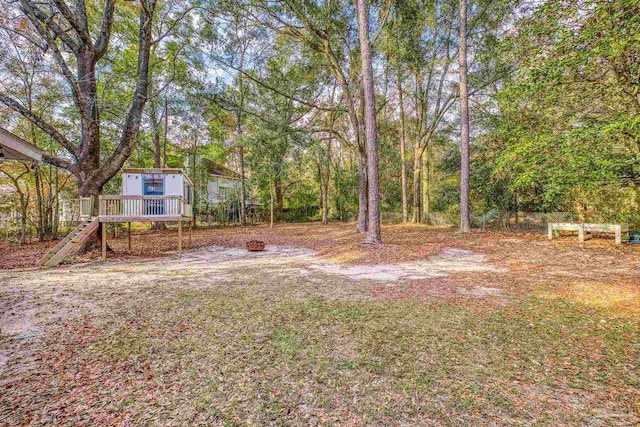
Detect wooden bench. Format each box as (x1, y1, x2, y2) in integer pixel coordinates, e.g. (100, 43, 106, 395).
(548, 223, 629, 244)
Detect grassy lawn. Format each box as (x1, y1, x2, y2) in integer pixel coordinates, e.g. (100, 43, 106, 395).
(1, 223, 638, 425)
(95, 293, 636, 425)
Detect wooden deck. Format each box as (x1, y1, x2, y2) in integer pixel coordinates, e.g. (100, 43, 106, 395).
(80, 195, 193, 223)
(98, 215, 192, 223)
(76, 195, 194, 261)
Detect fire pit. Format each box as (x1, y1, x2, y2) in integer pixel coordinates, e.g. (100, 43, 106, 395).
(246, 240, 265, 251)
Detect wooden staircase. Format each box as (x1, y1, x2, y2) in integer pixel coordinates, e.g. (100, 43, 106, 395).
(38, 217, 100, 267)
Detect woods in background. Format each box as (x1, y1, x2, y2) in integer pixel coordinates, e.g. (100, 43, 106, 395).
(0, 0, 638, 244)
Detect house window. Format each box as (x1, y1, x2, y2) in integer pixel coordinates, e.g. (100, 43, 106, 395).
(143, 174, 164, 195)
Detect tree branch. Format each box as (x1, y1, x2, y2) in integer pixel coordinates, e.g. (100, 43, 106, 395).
(42, 152, 76, 172)
(97, 0, 157, 186)
(0, 92, 78, 157)
(52, 0, 92, 47)
(210, 55, 336, 112)
(94, 0, 116, 60)
(0, 24, 47, 50)
(19, 0, 79, 52)
(152, 6, 193, 45)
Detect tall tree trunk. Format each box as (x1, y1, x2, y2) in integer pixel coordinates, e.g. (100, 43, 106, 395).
(237, 46, 247, 227)
(275, 177, 284, 222)
(152, 126, 162, 168)
(44, 165, 53, 235)
(19, 195, 28, 245)
(53, 167, 59, 237)
(458, 0, 471, 233)
(317, 144, 330, 225)
(239, 145, 247, 226)
(357, 149, 368, 232)
(356, 84, 369, 233)
(397, 69, 408, 223)
(412, 144, 422, 223)
(27, 96, 45, 240)
(149, 105, 167, 230)
(356, 0, 381, 244)
(321, 42, 367, 232)
(163, 98, 169, 167)
(34, 165, 45, 241)
(150, 123, 166, 230)
(191, 137, 198, 227)
(1, 169, 31, 245)
(424, 148, 431, 224)
(321, 183, 329, 224)
(269, 180, 274, 229)
(322, 139, 331, 224)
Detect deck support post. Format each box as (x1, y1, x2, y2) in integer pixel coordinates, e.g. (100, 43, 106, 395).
(101, 223, 107, 261)
(547, 223, 553, 240)
(615, 225, 621, 245)
(578, 224, 584, 242)
(128, 222, 132, 250)
(189, 221, 192, 248)
(178, 220, 182, 255)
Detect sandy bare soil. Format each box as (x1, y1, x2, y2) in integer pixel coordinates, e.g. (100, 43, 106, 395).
(0, 243, 504, 351)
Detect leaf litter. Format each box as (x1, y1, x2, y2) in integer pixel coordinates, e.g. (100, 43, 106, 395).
(0, 223, 638, 425)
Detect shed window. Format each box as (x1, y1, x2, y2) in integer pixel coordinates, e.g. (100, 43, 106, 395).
(143, 174, 165, 195)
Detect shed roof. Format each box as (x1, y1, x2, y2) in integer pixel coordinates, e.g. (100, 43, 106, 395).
(0, 127, 43, 162)
(121, 168, 193, 186)
(201, 158, 241, 179)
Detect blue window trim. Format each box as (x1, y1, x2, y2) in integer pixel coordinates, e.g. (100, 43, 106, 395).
(142, 174, 165, 196)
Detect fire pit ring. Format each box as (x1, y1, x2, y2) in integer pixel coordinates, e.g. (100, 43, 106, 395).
(246, 240, 265, 251)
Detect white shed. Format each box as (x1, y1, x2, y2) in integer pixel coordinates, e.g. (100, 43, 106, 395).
(115, 168, 194, 217)
(42, 168, 195, 267)
(122, 168, 193, 199)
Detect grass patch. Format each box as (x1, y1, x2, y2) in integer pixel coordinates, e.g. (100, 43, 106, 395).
(273, 326, 303, 358)
(79, 289, 639, 425)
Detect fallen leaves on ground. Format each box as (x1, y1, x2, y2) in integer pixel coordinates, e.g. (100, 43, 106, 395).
(1, 222, 639, 425)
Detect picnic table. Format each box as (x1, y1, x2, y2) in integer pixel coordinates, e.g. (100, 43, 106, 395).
(547, 223, 629, 244)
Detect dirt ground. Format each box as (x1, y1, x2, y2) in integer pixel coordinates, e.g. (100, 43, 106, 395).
(0, 222, 638, 425)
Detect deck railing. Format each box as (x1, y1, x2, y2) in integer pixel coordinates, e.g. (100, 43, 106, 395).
(79, 197, 92, 220)
(183, 202, 193, 217)
(97, 195, 192, 218)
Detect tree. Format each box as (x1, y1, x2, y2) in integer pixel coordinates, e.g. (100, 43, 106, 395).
(356, 0, 381, 244)
(395, 0, 459, 224)
(396, 67, 409, 223)
(253, 0, 372, 232)
(481, 0, 640, 225)
(458, 0, 471, 232)
(0, 163, 31, 244)
(0, 0, 158, 213)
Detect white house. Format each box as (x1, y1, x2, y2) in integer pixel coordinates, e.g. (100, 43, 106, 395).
(197, 159, 244, 207)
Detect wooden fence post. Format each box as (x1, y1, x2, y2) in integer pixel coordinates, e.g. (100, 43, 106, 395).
(101, 223, 107, 261)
